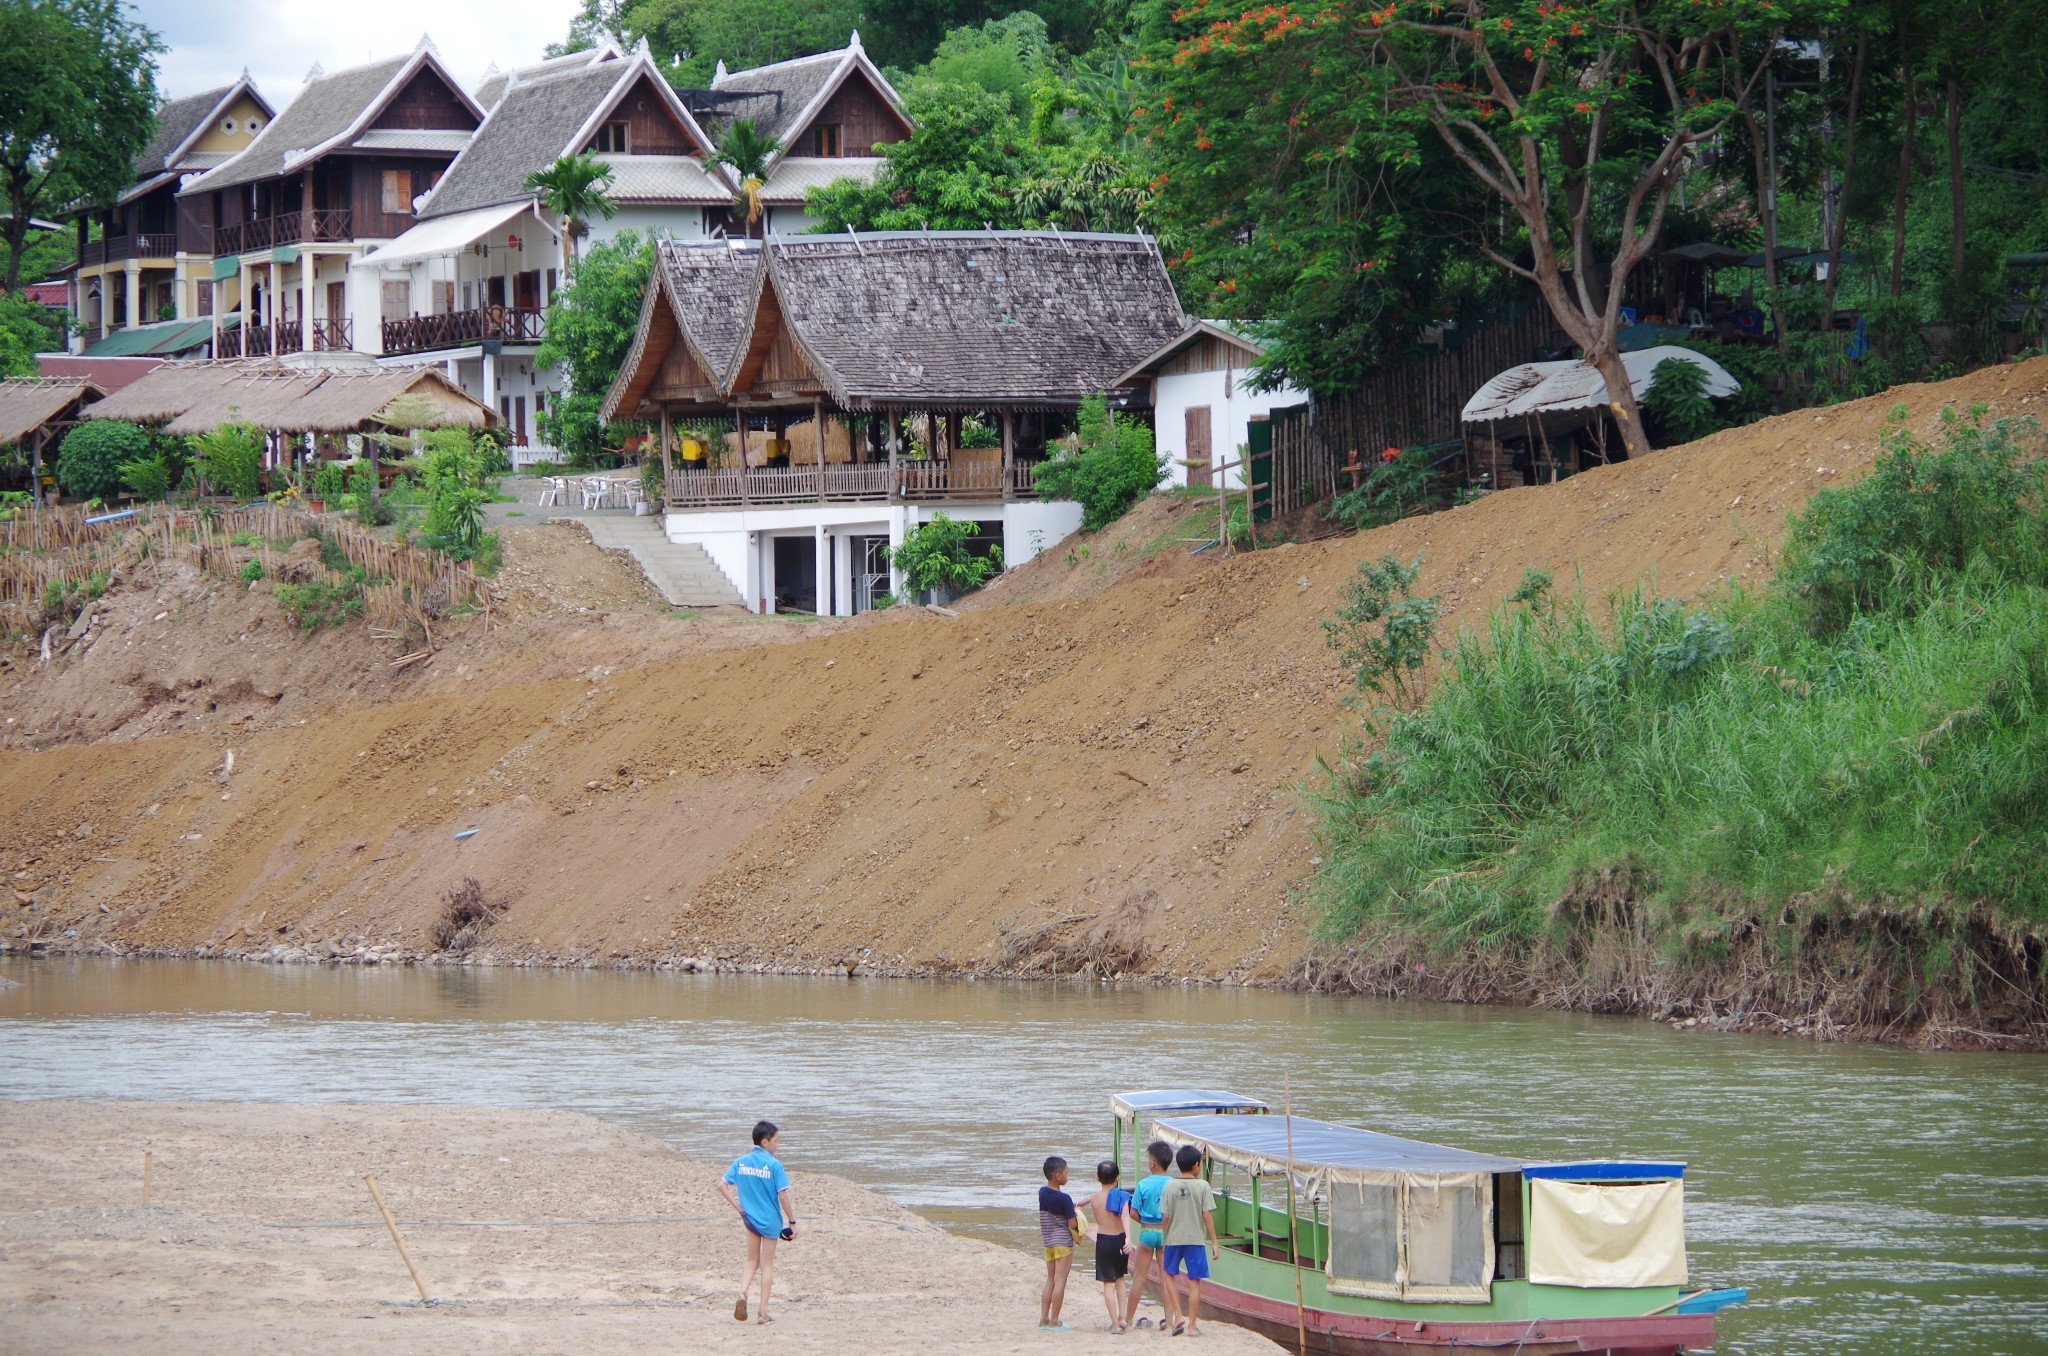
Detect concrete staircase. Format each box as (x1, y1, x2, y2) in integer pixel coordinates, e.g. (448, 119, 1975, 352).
(575, 514, 745, 609)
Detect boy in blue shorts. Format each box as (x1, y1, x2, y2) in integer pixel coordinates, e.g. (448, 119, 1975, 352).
(1123, 1140, 1182, 1333)
(1159, 1144, 1221, 1337)
(718, 1120, 796, 1325)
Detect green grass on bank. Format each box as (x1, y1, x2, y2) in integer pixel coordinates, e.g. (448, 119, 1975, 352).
(1314, 407, 2048, 976)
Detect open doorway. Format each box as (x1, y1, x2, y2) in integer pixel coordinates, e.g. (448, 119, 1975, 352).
(771, 535, 817, 614)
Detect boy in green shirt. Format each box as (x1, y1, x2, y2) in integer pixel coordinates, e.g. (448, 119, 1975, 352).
(1159, 1144, 1221, 1337)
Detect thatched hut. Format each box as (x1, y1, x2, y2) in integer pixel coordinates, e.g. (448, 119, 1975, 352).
(0, 376, 105, 502)
(82, 360, 495, 437)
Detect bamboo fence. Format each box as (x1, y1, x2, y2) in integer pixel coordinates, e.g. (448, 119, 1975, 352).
(1, 502, 492, 638)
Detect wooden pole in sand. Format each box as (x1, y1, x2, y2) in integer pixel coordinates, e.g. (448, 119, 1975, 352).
(363, 1176, 432, 1303)
(1284, 1075, 1307, 1356)
(142, 1149, 153, 1207)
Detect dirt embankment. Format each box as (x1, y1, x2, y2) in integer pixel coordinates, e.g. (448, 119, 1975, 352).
(2, 361, 2044, 1020)
(0, 1101, 1278, 1352)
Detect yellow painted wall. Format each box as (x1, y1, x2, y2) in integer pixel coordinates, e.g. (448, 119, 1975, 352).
(190, 94, 269, 154)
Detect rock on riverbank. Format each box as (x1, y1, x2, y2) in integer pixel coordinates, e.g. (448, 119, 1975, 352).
(0, 1101, 1277, 1354)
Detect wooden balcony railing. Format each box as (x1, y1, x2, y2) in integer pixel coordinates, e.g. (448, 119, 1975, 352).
(79, 233, 176, 266)
(665, 460, 1036, 509)
(310, 318, 354, 351)
(214, 324, 242, 359)
(213, 209, 353, 256)
(380, 306, 545, 355)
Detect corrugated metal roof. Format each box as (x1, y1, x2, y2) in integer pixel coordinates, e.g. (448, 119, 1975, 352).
(82, 318, 216, 357)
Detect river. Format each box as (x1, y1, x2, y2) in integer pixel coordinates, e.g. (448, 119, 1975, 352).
(1, 957, 2042, 1355)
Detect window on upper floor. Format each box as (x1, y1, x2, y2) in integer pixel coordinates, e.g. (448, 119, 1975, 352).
(812, 124, 842, 157)
(381, 169, 412, 214)
(592, 121, 630, 154)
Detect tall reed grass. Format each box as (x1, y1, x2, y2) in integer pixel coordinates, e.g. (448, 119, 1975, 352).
(1314, 407, 2048, 978)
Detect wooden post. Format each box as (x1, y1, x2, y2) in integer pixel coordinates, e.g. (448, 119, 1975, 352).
(813, 397, 826, 501)
(363, 1175, 432, 1303)
(659, 405, 673, 494)
(886, 407, 901, 502)
(142, 1149, 153, 1207)
(1000, 409, 1015, 501)
(735, 407, 750, 506)
(1284, 1075, 1307, 1356)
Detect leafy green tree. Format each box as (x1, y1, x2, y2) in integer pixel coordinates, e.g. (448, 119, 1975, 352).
(708, 119, 778, 238)
(920, 12, 1054, 116)
(0, 288, 58, 376)
(806, 81, 1026, 231)
(55, 419, 149, 502)
(189, 422, 265, 500)
(890, 510, 1002, 596)
(1322, 552, 1439, 709)
(1031, 392, 1163, 530)
(623, 0, 862, 86)
(1641, 358, 1722, 447)
(525, 153, 616, 272)
(0, 0, 163, 289)
(536, 230, 653, 465)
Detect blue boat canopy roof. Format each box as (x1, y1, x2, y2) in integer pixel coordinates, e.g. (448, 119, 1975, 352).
(1110, 1089, 1270, 1122)
(1154, 1114, 1683, 1183)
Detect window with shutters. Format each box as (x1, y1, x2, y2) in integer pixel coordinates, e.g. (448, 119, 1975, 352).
(380, 280, 411, 321)
(812, 124, 842, 157)
(591, 121, 630, 154)
(432, 281, 454, 314)
(381, 169, 412, 214)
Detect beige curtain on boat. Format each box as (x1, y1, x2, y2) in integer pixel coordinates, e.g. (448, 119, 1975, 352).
(1324, 1172, 1495, 1304)
(1527, 1179, 1688, 1288)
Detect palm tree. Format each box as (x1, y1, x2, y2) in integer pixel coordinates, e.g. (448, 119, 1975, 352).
(524, 153, 617, 273)
(709, 119, 780, 239)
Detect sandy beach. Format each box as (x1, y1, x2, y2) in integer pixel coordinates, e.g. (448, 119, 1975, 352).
(0, 1101, 1279, 1354)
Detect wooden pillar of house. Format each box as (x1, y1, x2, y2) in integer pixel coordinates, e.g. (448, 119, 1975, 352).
(886, 407, 901, 502)
(1000, 409, 1015, 501)
(300, 167, 316, 351)
(735, 406, 750, 505)
(658, 404, 673, 499)
(813, 397, 825, 501)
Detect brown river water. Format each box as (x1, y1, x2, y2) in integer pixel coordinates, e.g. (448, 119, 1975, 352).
(2, 957, 2042, 1355)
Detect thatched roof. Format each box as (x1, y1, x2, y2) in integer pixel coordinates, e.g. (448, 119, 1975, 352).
(0, 377, 103, 446)
(727, 231, 1187, 410)
(82, 361, 494, 435)
(601, 239, 760, 423)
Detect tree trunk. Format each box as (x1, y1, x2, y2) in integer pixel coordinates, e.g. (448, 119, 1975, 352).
(1740, 101, 1783, 347)
(1824, 34, 1867, 314)
(1891, 68, 1916, 299)
(1587, 344, 1651, 461)
(1946, 77, 1965, 285)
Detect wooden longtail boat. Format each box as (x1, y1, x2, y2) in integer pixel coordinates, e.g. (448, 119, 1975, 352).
(1108, 1090, 1745, 1355)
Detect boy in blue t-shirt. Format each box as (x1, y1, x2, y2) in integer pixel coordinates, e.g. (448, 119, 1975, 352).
(718, 1119, 796, 1325)
(1122, 1140, 1184, 1332)
(1084, 1159, 1134, 1333)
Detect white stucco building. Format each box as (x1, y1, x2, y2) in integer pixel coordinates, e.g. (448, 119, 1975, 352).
(1116, 321, 1309, 489)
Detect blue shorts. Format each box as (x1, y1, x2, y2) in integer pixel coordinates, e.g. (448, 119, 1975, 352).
(744, 1217, 781, 1240)
(1162, 1244, 1210, 1279)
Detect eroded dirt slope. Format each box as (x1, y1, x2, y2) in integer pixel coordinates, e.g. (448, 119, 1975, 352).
(3, 360, 2044, 979)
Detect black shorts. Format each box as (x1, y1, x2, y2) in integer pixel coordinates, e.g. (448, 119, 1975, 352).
(1095, 1232, 1130, 1283)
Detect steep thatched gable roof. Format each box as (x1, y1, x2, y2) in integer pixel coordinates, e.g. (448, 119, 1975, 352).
(727, 231, 1187, 410)
(82, 361, 493, 435)
(601, 240, 760, 422)
(0, 377, 102, 446)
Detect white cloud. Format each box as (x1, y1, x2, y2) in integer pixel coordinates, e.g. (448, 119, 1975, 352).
(133, 0, 583, 109)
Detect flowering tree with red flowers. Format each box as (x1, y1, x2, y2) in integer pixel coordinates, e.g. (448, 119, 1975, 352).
(1147, 0, 1840, 456)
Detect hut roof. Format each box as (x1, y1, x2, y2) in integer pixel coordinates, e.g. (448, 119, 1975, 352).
(0, 377, 103, 446)
(81, 361, 494, 435)
(601, 239, 761, 422)
(730, 231, 1187, 410)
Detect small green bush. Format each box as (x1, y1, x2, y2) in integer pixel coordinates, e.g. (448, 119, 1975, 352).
(189, 422, 265, 500)
(1330, 446, 1443, 530)
(275, 579, 363, 632)
(119, 452, 172, 501)
(1032, 393, 1164, 531)
(889, 512, 1003, 596)
(1642, 357, 1722, 447)
(57, 421, 151, 502)
(1321, 553, 1439, 708)
(237, 559, 263, 584)
(311, 461, 348, 499)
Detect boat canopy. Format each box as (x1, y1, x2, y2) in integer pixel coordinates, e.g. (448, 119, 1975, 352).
(1109, 1090, 1268, 1132)
(1155, 1113, 1520, 1179)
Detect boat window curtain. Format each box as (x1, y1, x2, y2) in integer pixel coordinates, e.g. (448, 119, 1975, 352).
(1325, 1172, 1495, 1304)
(1527, 1179, 1688, 1289)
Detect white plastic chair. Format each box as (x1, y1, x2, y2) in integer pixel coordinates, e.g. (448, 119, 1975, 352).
(536, 476, 563, 507)
(580, 477, 610, 510)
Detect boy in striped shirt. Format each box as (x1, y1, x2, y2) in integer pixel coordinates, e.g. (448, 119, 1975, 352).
(1038, 1155, 1092, 1331)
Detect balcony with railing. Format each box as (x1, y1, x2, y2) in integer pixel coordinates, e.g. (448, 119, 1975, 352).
(665, 460, 1037, 509)
(310, 318, 354, 351)
(79, 233, 178, 266)
(381, 306, 545, 355)
(212, 209, 353, 257)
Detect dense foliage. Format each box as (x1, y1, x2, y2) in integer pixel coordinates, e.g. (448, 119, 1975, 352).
(889, 510, 1003, 597)
(1314, 410, 2048, 965)
(0, 289, 59, 376)
(536, 230, 653, 465)
(188, 422, 264, 501)
(1031, 393, 1163, 530)
(54, 419, 148, 502)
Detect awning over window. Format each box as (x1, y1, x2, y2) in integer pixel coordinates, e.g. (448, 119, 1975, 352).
(353, 201, 534, 270)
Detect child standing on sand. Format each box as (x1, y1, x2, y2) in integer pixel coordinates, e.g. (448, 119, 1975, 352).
(1123, 1140, 1182, 1333)
(1159, 1144, 1221, 1338)
(717, 1120, 796, 1325)
(1084, 1159, 1133, 1333)
(1038, 1155, 1090, 1331)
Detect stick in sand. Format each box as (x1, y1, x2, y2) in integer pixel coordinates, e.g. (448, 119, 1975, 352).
(142, 1149, 153, 1208)
(1284, 1074, 1307, 1356)
(363, 1176, 433, 1303)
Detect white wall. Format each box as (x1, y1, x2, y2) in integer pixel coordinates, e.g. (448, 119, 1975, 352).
(1152, 367, 1309, 489)
(591, 206, 713, 247)
(998, 500, 1082, 568)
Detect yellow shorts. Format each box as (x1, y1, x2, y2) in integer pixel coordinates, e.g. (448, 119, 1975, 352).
(1043, 1246, 1073, 1262)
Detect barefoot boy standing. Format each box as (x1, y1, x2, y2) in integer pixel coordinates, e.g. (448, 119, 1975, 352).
(1123, 1140, 1182, 1333)
(718, 1120, 796, 1325)
(1159, 1145, 1221, 1337)
(1038, 1155, 1091, 1331)
(1083, 1159, 1134, 1333)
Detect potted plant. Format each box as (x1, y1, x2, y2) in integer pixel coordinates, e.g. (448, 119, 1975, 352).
(309, 460, 346, 513)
